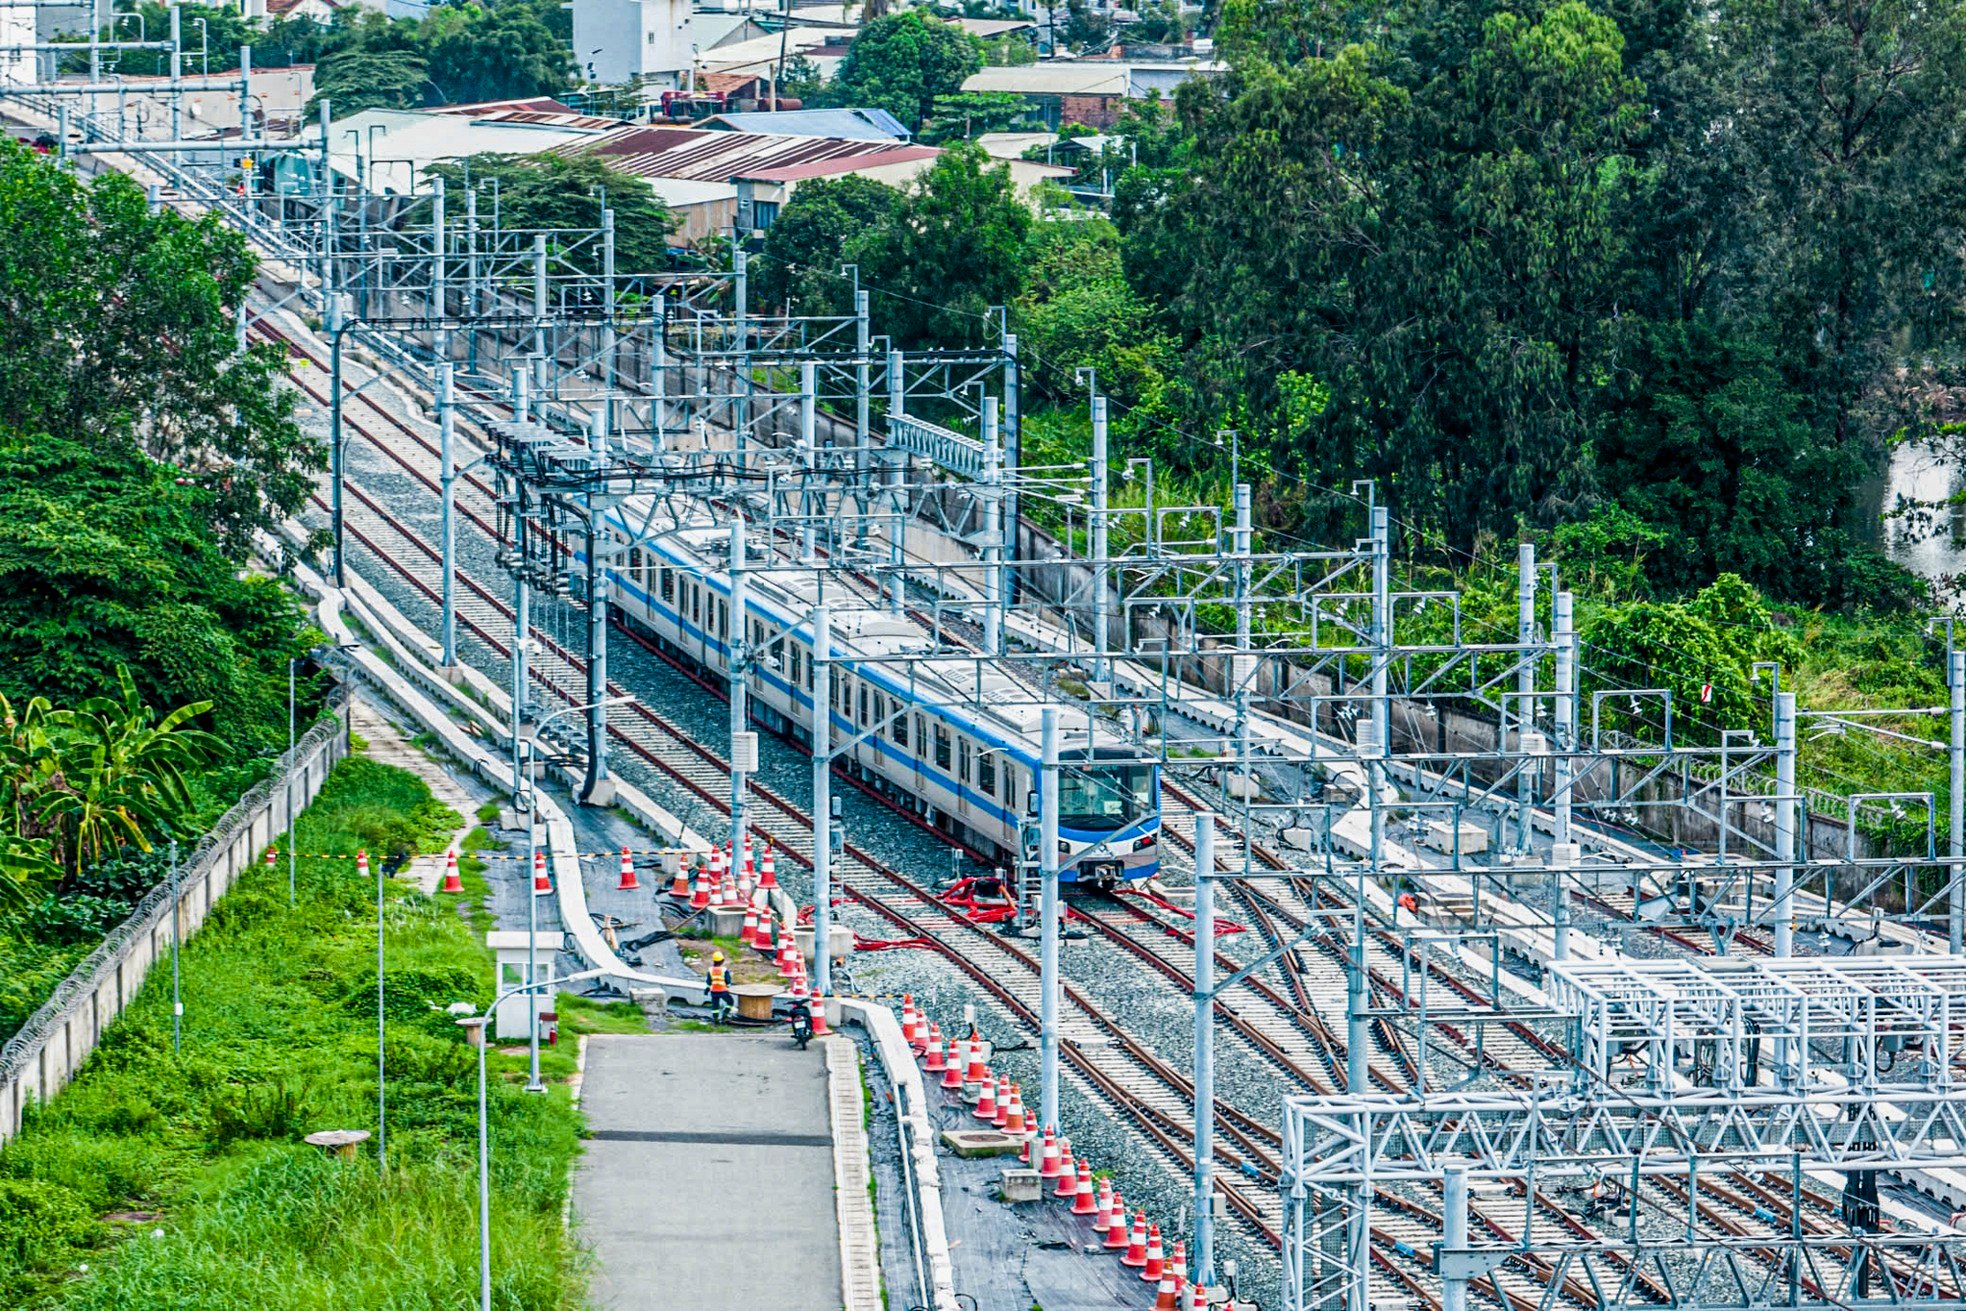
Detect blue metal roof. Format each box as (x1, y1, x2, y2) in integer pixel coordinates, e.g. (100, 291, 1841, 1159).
(696, 108, 912, 143)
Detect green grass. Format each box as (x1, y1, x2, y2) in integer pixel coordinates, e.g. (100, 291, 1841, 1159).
(552, 993, 646, 1037)
(0, 755, 587, 1310)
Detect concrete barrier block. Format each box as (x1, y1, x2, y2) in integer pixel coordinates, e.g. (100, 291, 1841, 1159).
(997, 1166, 1044, 1200)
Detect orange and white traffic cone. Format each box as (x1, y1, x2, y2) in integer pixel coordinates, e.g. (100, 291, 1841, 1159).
(922, 1034, 946, 1075)
(441, 849, 464, 894)
(669, 856, 694, 899)
(736, 867, 754, 906)
(991, 1076, 1012, 1129)
(775, 924, 795, 971)
(1036, 1127, 1062, 1178)
(266, 846, 277, 870)
(690, 862, 712, 910)
(1153, 1268, 1181, 1311)
(1171, 1240, 1188, 1285)
(1120, 1213, 1149, 1267)
(1104, 1194, 1131, 1248)
(1187, 1279, 1208, 1310)
(740, 902, 761, 948)
(808, 994, 829, 1037)
(617, 847, 641, 892)
(758, 845, 778, 891)
(742, 832, 755, 880)
(357, 849, 370, 880)
(972, 1072, 998, 1122)
(1139, 1224, 1166, 1282)
(532, 849, 552, 895)
(964, 1028, 988, 1085)
(788, 957, 809, 999)
(923, 1021, 946, 1067)
(900, 995, 919, 1047)
(941, 1037, 967, 1090)
(1053, 1146, 1079, 1199)
(1091, 1180, 1117, 1235)
(717, 870, 737, 908)
(1072, 1166, 1099, 1215)
(1003, 1082, 1028, 1136)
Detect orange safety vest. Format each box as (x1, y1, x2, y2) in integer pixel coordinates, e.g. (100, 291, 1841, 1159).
(707, 964, 731, 993)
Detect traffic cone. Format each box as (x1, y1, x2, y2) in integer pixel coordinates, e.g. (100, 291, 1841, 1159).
(691, 863, 712, 910)
(1153, 1268, 1180, 1311)
(940, 1037, 967, 1090)
(922, 1034, 946, 1074)
(809, 994, 829, 1037)
(923, 1022, 946, 1067)
(775, 924, 795, 971)
(788, 957, 809, 999)
(617, 847, 641, 892)
(1091, 1180, 1117, 1234)
(669, 855, 694, 899)
(1188, 1281, 1208, 1311)
(742, 832, 755, 879)
(736, 868, 754, 906)
(1003, 1083, 1028, 1136)
(441, 849, 464, 894)
(991, 1076, 1012, 1129)
(265, 846, 277, 869)
(899, 995, 918, 1048)
(1120, 1213, 1149, 1268)
(1036, 1127, 1062, 1178)
(740, 902, 761, 948)
(1171, 1240, 1188, 1284)
(1104, 1194, 1131, 1248)
(1072, 1167, 1099, 1215)
(964, 1028, 988, 1085)
(1139, 1224, 1166, 1282)
(972, 1072, 998, 1121)
(356, 849, 369, 879)
(1053, 1146, 1079, 1199)
(758, 845, 778, 891)
(532, 849, 552, 895)
(717, 870, 737, 908)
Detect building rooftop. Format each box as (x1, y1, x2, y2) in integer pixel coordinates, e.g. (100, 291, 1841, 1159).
(961, 60, 1225, 98)
(696, 107, 911, 142)
(558, 124, 926, 184)
(320, 107, 614, 193)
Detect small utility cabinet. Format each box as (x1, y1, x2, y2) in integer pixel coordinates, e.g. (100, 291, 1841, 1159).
(489, 931, 567, 1041)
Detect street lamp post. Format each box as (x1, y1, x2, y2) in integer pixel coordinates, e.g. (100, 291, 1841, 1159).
(457, 967, 606, 1311)
(516, 696, 631, 1092)
(169, 837, 181, 1053)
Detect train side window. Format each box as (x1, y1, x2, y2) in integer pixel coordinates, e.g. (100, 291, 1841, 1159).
(790, 646, 801, 685)
(958, 738, 970, 784)
(1003, 765, 1018, 804)
(978, 752, 996, 797)
(891, 708, 908, 747)
(933, 724, 951, 771)
(913, 715, 925, 754)
(659, 567, 673, 603)
(689, 584, 700, 624)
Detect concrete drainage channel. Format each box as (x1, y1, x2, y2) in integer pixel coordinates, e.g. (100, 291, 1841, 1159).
(270, 535, 963, 1311)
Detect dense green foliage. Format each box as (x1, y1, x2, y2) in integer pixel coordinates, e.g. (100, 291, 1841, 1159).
(1113, 0, 1966, 608)
(822, 12, 983, 130)
(414, 152, 677, 274)
(0, 142, 316, 559)
(757, 146, 1030, 351)
(0, 757, 588, 1309)
(70, 1, 571, 113)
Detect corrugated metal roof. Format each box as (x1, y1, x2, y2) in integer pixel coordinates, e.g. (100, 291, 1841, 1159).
(696, 108, 911, 142)
(735, 145, 939, 182)
(558, 125, 928, 183)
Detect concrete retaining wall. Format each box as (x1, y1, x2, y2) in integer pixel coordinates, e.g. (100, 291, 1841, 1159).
(0, 704, 351, 1143)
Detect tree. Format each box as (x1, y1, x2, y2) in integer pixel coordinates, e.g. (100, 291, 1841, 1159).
(308, 46, 430, 114)
(416, 153, 676, 275)
(0, 432, 313, 746)
(1060, 0, 1112, 52)
(828, 12, 983, 131)
(421, 0, 569, 104)
(755, 175, 903, 313)
(920, 90, 1033, 143)
(0, 141, 317, 557)
(849, 144, 1030, 350)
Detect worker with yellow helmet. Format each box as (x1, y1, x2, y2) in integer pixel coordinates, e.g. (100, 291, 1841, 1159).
(705, 949, 734, 1023)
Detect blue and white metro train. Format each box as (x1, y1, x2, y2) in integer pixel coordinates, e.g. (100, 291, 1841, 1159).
(597, 514, 1160, 885)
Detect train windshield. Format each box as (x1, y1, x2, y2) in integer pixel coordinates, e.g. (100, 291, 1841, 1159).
(1060, 764, 1154, 832)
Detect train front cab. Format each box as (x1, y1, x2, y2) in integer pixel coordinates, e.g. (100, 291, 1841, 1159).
(1059, 748, 1161, 886)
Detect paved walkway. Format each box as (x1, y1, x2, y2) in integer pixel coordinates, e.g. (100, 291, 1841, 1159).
(574, 1034, 849, 1311)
